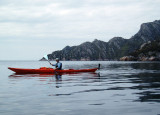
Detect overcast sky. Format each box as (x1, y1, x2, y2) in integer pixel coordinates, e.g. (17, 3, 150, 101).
(0, 0, 160, 60)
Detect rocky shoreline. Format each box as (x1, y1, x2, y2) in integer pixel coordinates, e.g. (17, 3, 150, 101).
(120, 40, 160, 61)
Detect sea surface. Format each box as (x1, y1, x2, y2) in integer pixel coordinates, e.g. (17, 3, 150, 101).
(0, 61, 160, 115)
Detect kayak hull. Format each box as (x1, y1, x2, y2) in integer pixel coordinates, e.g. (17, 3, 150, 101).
(8, 67, 98, 74)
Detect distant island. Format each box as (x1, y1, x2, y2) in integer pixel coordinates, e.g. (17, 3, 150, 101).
(40, 20, 160, 61)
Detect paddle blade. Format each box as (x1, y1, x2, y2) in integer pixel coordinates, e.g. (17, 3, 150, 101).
(43, 55, 49, 60)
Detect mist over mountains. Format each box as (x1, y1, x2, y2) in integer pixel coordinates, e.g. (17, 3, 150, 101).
(42, 20, 160, 61)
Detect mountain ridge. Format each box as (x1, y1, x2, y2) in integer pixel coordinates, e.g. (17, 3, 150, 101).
(41, 20, 160, 61)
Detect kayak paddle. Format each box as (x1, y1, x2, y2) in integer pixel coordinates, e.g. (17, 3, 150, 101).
(43, 55, 59, 74)
(43, 55, 52, 65)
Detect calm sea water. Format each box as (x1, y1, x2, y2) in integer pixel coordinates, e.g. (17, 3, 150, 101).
(0, 61, 160, 115)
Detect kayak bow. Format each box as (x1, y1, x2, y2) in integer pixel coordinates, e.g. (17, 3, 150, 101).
(8, 67, 98, 74)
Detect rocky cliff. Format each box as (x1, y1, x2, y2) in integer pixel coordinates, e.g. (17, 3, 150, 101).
(46, 38, 128, 61)
(41, 20, 160, 61)
(120, 39, 160, 61)
(129, 20, 160, 50)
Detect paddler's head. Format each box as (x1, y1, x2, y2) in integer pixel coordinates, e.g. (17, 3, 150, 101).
(55, 58, 59, 62)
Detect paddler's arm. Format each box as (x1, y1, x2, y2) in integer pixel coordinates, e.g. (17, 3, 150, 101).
(50, 63, 56, 66)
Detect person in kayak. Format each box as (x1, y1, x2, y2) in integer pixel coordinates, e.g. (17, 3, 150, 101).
(51, 58, 62, 70)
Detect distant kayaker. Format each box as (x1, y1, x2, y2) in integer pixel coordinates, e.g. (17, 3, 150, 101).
(51, 58, 62, 70)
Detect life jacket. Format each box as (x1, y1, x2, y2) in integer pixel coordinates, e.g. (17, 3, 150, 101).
(55, 62, 62, 70)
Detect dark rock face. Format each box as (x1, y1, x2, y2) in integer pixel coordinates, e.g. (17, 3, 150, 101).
(129, 20, 160, 49)
(48, 39, 110, 61)
(47, 38, 128, 61)
(41, 20, 160, 61)
(130, 40, 160, 61)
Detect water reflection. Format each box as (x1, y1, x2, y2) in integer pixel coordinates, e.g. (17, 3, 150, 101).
(55, 74, 62, 81)
(131, 62, 160, 71)
(135, 91, 160, 102)
(8, 72, 97, 83)
(97, 62, 160, 103)
(8, 72, 97, 79)
(8, 62, 160, 103)
(9, 73, 55, 78)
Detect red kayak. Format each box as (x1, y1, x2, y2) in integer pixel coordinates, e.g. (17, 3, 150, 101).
(8, 67, 98, 74)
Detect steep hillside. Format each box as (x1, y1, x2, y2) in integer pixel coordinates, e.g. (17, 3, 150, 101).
(41, 20, 160, 61)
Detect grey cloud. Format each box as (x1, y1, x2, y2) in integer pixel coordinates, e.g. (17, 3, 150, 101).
(0, 0, 160, 60)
